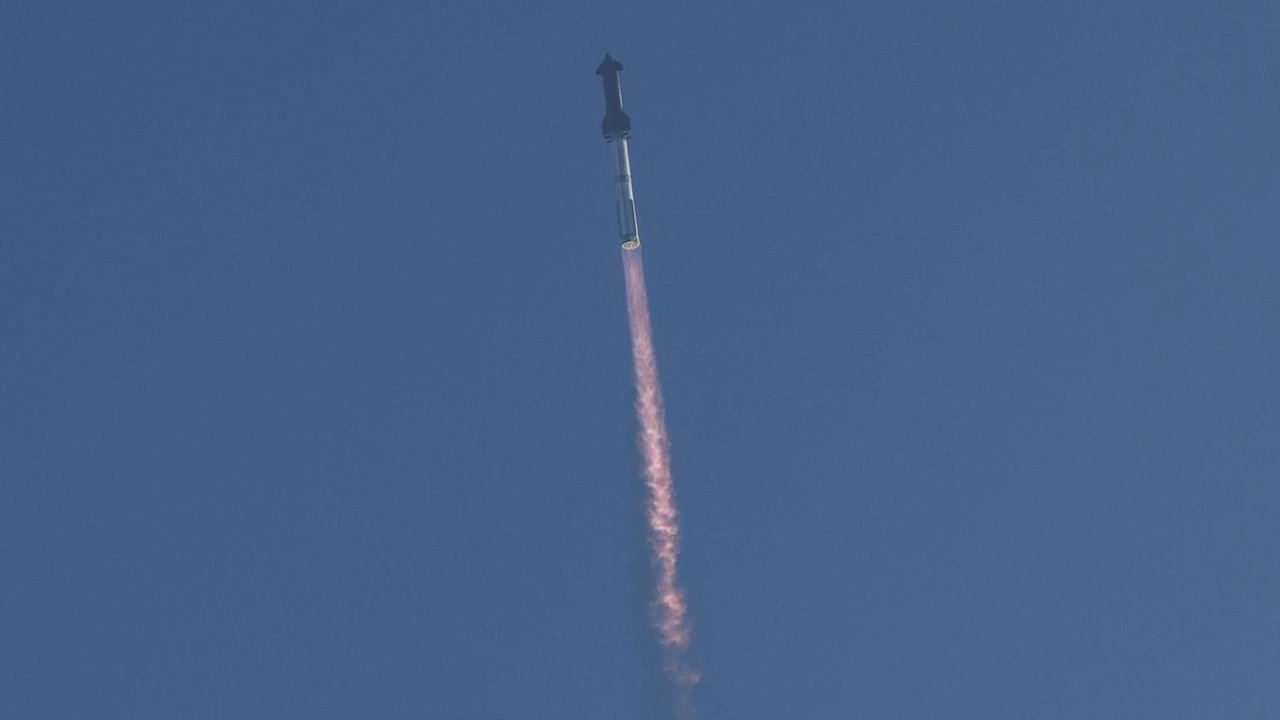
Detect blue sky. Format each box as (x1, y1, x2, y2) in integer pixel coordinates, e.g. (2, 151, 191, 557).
(2, 1, 1277, 718)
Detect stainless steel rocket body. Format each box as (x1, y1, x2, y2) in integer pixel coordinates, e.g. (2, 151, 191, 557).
(597, 54, 641, 250)
(611, 138, 640, 250)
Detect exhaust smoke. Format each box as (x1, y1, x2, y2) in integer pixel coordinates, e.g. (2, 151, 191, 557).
(622, 248, 698, 715)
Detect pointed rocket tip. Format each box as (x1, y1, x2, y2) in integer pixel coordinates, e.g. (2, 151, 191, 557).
(596, 53, 623, 75)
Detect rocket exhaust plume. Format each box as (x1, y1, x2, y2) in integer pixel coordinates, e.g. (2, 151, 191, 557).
(622, 248, 698, 712)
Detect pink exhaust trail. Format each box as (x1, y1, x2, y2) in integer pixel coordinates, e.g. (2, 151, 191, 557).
(621, 248, 699, 711)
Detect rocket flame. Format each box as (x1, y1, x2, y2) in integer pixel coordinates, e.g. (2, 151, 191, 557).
(622, 248, 699, 712)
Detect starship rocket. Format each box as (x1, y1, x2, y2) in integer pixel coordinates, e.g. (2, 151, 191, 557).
(597, 54, 641, 250)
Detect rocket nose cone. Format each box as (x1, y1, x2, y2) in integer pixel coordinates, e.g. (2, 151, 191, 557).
(596, 53, 623, 75)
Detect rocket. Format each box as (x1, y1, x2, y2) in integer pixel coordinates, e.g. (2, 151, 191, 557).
(597, 54, 641, 250)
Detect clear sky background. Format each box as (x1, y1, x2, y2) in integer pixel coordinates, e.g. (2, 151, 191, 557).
(2, 2, 1277, 718)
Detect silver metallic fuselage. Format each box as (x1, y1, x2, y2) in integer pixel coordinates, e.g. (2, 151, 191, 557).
(610, 137, 640, 250)
(597, 54, 640, 250)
